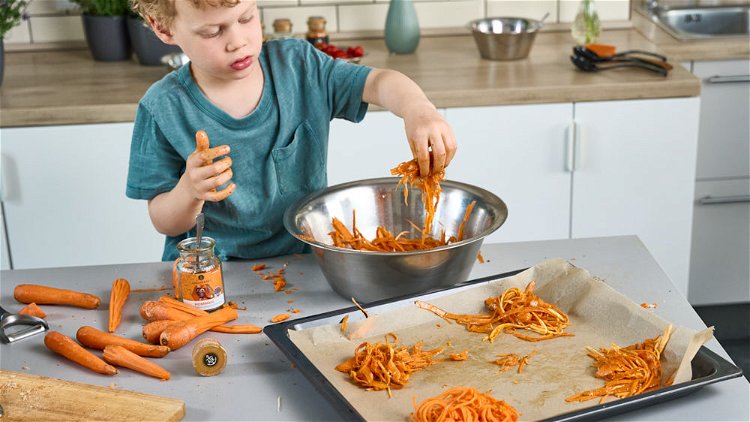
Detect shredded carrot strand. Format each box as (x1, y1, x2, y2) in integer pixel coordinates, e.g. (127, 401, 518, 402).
(411, 386, 519, 422)
(391, 159, 444, 234)
(335, 333, 444, 395)
(566, 325, 673, 404)
(415, 281, 571, 342)
(493, 350, 537, 373)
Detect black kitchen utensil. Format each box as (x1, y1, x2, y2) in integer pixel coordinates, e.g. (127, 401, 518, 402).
(0, 305, 49, 343)
(570, 54, 668, 77)
(573, 47, 673, 72)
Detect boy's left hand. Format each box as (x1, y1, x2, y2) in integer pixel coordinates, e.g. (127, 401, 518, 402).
(402, 105, 457, 177)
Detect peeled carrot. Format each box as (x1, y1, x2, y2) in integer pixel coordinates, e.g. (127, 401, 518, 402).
(44, 331, 117, 376)
(14, 284, 100, 309)
(585, 43, 617, 57)
(154, 297, 261, 334)
(159, 306, 238, 350)
(143, 320, 175, 344)
(19, 303, 47, 319)
(103, 345, 171, 380)
(76, 326, 170, 358)
(140, 301, 192, 322)
(108, 278, 130, 333)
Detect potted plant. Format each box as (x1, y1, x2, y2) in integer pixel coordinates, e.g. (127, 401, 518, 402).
(126, 12, 180, 66)
(72, 0, 131, 61)
(0, 0, 30, 85)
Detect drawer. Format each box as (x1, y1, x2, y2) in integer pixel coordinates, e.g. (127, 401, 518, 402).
(688, 178, 750, 305)
(693, 60, 750, 180)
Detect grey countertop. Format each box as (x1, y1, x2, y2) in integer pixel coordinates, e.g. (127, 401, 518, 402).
(1, 235, 748, 420)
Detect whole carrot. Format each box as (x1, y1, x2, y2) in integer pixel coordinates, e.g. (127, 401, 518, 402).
(76, 326, 170, 358)
(14, 284, 101, 309)
(160, 306, 237, 350)
(108, 278, 130, 333)
(103, 345, 171, 380)
(143, 320, 175, 344)
(44, 331, 117, 376)
(19, 303, 47, 319)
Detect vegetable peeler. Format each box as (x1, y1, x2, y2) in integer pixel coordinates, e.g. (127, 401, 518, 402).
(0, 305, 49, 343)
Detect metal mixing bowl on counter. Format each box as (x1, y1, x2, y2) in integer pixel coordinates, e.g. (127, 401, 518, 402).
(468, 17, 544, 60)
(284, 178, 508, 303)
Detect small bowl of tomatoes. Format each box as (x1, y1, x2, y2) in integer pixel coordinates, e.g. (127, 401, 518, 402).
(316, 43, 365, 64)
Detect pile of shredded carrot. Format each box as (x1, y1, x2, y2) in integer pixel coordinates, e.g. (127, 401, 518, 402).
(411, 386, 519, 422)
(328, 159, 476, 252)
(335, 333, 444, 397)
(493, 350, 537, 373)
(416, 281, 571, 342)
(391, 159, 445, 234)
(566, 325, 674, 404)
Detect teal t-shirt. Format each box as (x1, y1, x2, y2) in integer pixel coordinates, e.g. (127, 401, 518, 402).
(126, 39, 372, 261)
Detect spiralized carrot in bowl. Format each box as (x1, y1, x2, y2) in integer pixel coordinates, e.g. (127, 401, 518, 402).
(566, 325, 673, 404)
(411, 386, 519, 422)
(416, 281, 571, 342)
(391, 159, 444, 234)
(335, 333, 444, 397)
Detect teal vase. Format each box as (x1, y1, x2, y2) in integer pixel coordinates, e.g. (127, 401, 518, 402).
(385, 0, 420, 54)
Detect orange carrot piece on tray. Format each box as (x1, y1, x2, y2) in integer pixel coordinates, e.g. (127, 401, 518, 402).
(44, 331, 117, 375)
(14, 284, 100, 309)
(271, 313, 290, 323)
(103, 345, 171, 380)
(108, 278, 130, 332)
(19, 303, 47, 318)
(159, 306, 238, 350)
(76, 326, 170, 358)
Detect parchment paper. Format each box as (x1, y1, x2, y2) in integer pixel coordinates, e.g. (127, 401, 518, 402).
(289, 259, 713, 421)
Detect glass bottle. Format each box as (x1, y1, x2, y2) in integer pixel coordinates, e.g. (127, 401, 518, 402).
(385, 0, 420, 54)
(271, 18, 294, 40)
(306, 16, 329, 46)
(173, 236, 226, 312)
(571, 0, 601, 46)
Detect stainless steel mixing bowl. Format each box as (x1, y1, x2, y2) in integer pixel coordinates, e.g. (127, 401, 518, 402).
(468, 17, 544, 60)
(284, 178, 508, 302)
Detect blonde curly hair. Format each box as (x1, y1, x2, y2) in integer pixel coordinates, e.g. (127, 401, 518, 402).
(130, 0, 241, 28)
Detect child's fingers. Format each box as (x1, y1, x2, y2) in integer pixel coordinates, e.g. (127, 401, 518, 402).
(205, 183, 236, 202)
(411, 137, 431, 177)
(197, 145, 230, 163)
(429, 136, 447, 175)
(443, 128, 457, 167)
(204, 168, 233, 192)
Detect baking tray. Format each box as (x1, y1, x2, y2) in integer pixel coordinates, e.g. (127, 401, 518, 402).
(264, 269, 743, 421)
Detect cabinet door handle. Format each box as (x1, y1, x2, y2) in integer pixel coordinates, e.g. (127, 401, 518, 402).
(566, 122, 581, 172)
(698, 195, 750, 205)
(705, 75, 750, 84)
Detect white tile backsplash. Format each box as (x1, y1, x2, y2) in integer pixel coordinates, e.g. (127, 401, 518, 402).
(11, 0, 633, 46)
(487, 1, 558, 22)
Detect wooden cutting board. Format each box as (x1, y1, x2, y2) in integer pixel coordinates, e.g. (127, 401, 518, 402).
(0, 370, 184, 421)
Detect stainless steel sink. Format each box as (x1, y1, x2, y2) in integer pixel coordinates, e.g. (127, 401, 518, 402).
(643, 4, 750, 40)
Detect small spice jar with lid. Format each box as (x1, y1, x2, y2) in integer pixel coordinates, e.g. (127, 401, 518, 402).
(271, 18, 293, 40)
(173, 236, 226, 312)
(306, 16, 329, 46)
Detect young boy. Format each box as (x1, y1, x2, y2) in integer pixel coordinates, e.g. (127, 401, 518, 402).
(127, 0, 457, 261)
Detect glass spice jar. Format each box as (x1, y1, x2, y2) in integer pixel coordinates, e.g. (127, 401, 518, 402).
(306, 16, 329, 46)
(271, 18, 294, 40)
(173, 236, 226, 312)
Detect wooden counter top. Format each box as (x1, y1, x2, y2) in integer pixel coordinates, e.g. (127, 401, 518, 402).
(0, 29, 700, 128)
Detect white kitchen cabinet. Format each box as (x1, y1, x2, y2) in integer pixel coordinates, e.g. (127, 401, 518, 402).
(444, 104, 573, 244)
(327, 111, 412, 185)
(689, 179, 750, 305)
(572, 98, 700, 297)
(0, 204, 10, 270)
(1, 123, 164, 269)
(687, 59, 750, 305)
(692, 59, 750, 180)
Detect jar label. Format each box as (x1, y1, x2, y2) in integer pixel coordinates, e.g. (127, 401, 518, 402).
(177, 268, 225, 311)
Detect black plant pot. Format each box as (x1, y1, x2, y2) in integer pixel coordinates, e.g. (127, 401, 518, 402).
(82, 14, 131, 61)
(126, 16, 181, 66)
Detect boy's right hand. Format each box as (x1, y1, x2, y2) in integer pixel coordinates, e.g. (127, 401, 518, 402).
(185, 145, 236, 201)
